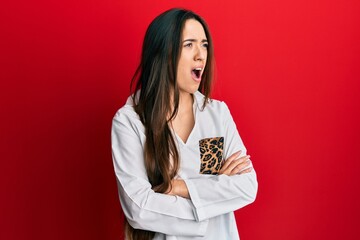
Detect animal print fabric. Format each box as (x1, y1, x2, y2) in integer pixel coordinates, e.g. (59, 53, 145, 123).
(199, 137, 224, 174)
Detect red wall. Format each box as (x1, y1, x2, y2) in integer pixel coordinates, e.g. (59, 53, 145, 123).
(1, 0, 359, 239)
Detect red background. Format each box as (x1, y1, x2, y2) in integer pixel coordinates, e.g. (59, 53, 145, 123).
(1, 0, 360, 239)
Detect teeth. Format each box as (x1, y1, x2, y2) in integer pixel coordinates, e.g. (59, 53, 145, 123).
(194, 68, 202, 70)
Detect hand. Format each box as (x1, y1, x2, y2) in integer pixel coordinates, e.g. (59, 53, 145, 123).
(166, 179, 190, 199)
(219, 150, 252, 176)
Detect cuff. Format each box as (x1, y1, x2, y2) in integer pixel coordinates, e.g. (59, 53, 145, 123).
(198, 219, 209, 236)
(183, 179, 207, 222)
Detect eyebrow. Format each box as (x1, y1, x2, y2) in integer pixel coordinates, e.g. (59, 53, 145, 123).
(182, 39, 208, 43)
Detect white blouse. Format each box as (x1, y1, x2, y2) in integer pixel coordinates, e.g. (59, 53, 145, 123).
(111, 91, 258, 240)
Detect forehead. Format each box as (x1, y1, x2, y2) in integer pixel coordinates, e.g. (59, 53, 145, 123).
(182, 19, 207, 40)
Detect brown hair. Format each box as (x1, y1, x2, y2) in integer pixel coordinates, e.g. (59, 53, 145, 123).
(127, 8, 214, 240)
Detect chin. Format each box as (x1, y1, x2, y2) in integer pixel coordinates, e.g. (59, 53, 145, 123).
(178, 82, 200, 95)
(189, 87, 199, 94)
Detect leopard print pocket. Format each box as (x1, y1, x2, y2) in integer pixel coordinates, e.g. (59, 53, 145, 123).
(199, 137, 224, 175)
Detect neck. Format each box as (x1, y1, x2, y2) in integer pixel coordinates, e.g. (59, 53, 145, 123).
(178, 91, 194, 112)
(168, 90, 194, 117)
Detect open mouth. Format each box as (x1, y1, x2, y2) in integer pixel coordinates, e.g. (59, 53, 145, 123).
(192, 68, 202, 79)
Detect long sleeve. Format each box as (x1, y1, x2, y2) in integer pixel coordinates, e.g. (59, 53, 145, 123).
(183, 102, 258, 222)
(111, 108, 208, 236)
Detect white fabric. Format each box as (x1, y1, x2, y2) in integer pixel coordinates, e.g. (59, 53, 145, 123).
(111, 91, 258, 239)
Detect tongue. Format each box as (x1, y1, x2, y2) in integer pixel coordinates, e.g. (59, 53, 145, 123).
(192, 70, 200, 78)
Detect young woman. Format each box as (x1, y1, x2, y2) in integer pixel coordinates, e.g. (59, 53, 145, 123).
(111, 8, 258, 240)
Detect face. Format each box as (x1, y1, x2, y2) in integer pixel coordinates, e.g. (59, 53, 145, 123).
(176, 19, 208, 96)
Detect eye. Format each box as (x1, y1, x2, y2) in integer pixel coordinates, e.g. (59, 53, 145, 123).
(184, 42, 192, 48)
(202, 43, 209, 49)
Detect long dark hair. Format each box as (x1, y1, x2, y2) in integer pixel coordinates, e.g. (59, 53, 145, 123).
(127, 8, 214, 240)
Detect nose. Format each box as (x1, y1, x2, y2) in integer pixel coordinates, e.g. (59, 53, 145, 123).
(194, 45, 206, 62)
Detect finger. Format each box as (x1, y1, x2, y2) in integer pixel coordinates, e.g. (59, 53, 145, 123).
(238, 167, 253, 175)
(230, 160, 251, 175)
(222, 156, 250, 175)
(221, 150, 242, 169)
(226, 155, 250, 171)
(228, 158, 251, 175)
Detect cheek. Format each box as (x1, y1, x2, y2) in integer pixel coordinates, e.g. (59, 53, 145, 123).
(178, 59, 189, 74)
(177, 63, 186, 77)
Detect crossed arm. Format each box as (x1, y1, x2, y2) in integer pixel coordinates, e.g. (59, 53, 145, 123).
(167, 150, 253, 199)
(111, 102, 258, 235)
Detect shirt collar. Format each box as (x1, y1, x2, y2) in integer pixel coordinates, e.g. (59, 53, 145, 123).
(193, 91, 206, 111)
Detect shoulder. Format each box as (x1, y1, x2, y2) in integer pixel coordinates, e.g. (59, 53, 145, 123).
(193, 91, 231, 116)
(112, 95, 143, 134)
(113, 95, 137, 119)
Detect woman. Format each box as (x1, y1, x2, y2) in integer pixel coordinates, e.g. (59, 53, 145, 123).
(112, 8, 258, 240)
